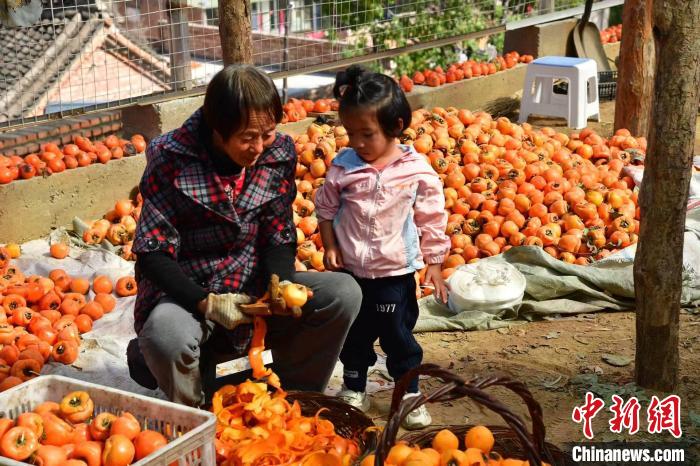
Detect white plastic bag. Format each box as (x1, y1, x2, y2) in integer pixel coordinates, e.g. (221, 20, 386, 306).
(623, 162, 700, 201)
(446, 261, 526, 315)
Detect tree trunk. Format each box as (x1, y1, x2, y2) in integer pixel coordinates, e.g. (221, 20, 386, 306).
(634, 0, 700, 391)
(614, 0, 655, 137)
(219, 0, 253, 65)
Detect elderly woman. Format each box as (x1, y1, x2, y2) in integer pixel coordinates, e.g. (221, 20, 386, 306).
(127, 65, 362, 407)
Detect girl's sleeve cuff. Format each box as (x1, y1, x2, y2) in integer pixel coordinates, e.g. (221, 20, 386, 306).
(425, 255, 446, 265)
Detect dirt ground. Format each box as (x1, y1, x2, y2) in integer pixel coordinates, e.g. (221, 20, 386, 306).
(365, 311, 699, 449)
(362, 101, 700, 456)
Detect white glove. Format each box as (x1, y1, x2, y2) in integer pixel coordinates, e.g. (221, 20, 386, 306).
(205, 293, 254, 329)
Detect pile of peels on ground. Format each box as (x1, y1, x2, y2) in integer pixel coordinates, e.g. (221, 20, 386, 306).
(212, 380, 359, 466)
(211, 317, 360, 466)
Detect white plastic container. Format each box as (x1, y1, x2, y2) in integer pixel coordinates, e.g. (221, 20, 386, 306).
(446, 261, 526, 314)
(0, 375, 216, 466)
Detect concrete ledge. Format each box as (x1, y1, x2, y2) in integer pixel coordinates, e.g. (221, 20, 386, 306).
(0, 155, 146, 244)
(0, 118, 316, 243)
(122, 96, 319, 141)
(120, 64, 530, 139)
(278, 118, 317, 136)
(406, 65, 528, 113)
(121, 96, 205, 141)
(120, 37, 621, 139)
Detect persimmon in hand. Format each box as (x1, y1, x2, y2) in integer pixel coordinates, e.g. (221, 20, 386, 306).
(280, 282, 313, 308)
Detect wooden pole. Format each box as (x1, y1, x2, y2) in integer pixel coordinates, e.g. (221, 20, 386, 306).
(219, 0, 253, 65)
(168, 2, 192, 90)
(282, 0, 290, 102)
(634, 0, 700, 391)
(538, 0, 555, 14)
(613, 0, 655, 136)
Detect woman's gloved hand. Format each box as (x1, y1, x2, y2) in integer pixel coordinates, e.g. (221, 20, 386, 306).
(204, 293, 255, 329)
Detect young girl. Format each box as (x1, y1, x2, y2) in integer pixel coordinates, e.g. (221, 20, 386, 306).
(314, 65, 450, 429)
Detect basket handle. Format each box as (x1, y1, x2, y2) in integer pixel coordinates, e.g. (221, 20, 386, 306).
(469, 375, 556, 464)
(378, 364, 544, 466)
(388, 364, 467, 414)
(389, 365, 548, 452)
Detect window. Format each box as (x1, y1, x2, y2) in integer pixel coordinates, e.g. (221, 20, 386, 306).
(205, 7, 218, 26)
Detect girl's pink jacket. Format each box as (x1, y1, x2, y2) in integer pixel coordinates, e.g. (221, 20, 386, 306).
(315, 145, 450, 279)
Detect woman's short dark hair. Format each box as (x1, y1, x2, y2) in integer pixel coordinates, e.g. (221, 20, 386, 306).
(333, 65, 412, 138)
(203, 65, 283, 139)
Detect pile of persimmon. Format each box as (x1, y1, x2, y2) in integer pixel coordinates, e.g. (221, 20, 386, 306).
(289, 106, 644, 297)
(361, 426, 550, 466)
(601, 24, 622, 44)
(0, 390, 169, 465)
(211, 380, 359, 466)
(282, 98, 339, 124)
(82, 195, 143, 261)
(290, 122, 349, 273)
(404, 108, 642, 273)
(0, 250, 137, 391)
(0, 133, 147, 185)
(398, 52, 534, 92)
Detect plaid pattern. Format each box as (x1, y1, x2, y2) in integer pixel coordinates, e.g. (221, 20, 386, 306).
(133, 109, 297, 352)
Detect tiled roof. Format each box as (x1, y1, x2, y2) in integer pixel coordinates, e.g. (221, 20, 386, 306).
(0, 7, 171, 124)
(41, 0, 101, 21)
(0, 19, 68, 94)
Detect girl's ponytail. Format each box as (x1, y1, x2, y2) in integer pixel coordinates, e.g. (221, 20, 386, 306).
(333, 65, 368, 99)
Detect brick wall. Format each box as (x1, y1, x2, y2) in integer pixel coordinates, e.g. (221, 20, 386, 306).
(0, 111, 122, 157)
(251, 31, 346, 69)
(185, 23, 221, 61)
(189, 23, 345, 68)
(146, 21, 346, 69)
(120, 1, 347, 69)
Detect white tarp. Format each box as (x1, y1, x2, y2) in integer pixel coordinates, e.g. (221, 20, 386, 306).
(12, 240, 393, 398)
(13, 240, 165, 399)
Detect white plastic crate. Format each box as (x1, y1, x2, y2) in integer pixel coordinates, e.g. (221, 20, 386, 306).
(0, 375, 216, 466)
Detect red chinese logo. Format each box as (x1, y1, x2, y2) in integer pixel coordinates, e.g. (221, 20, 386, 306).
(609, 395, 641, 435)
(647, 395, 682, 438)
(572, 392, 605, 439)
(573, 393, 684, 439)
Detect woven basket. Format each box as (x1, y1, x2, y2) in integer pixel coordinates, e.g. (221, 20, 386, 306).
(287, 391, 375, 444)
(374, 364, 572, 466)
